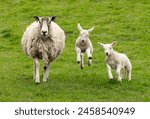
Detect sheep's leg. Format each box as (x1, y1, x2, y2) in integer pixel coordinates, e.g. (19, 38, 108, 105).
(43, 63, 50, 82)
(106, 64, 113, 80)
(76, 47, 81, 64)
(86, 48, 92, 66)
(80, 53, 84, 69)
(34, 58, 40, 84)
(33, 61, 36, 80)
(116, 66, 122, 82)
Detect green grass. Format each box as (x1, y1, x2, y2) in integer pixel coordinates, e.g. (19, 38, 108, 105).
(0, 0, 150, 102)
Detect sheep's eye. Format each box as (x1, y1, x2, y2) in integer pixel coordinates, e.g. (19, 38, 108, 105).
(110, 47, 112, 50)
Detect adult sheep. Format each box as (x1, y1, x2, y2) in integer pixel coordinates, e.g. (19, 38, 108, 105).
(21, 16, 66, 84)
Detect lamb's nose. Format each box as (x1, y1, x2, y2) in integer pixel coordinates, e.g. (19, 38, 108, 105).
(82, 40, 84, 42)
(106, 53, 109, 56)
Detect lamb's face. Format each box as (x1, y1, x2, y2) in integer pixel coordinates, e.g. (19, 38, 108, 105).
(80, 30, 89, 43)
(34, 16, 56, 37)
(102, 44, 113, 56)
(98, 41, 117, 56)
(77, 23, 94, 43)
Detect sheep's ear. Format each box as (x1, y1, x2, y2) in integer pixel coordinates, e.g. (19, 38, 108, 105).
(51, 16, 56, 21)
(98, 42, 104, 47)
(88, 26, 94, 33)
(34, 16, 40, 21)
(111, 41, 117, 47)
(77, 23, 83, 31)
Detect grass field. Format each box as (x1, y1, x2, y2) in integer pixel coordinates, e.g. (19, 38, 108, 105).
(0, 0, 150, 102)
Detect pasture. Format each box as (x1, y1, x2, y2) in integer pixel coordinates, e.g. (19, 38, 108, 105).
(0, 0, 150, 101)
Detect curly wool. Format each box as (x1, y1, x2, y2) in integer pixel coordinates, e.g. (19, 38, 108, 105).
(21, 21, 65, 63)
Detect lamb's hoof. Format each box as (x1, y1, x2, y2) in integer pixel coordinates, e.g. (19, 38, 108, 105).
(117, 80, 122, 83)
(43, 79, 48, 82)
(88, 59, 92, 67)
(110, 78, 113, 80)
(77, 61, 80, 64)
(81, 67, 83, 69)
(35, 81, 40, 84)
(88, 57, 92, 59)
(88, 63, 91, 66)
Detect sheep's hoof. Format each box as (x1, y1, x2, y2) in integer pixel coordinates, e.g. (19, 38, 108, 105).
(110, 78, 113, 80)
(81, 67, 83, 69)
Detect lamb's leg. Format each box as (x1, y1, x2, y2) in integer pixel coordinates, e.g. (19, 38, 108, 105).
(80, 53, 84, 69)
(76, 47, 81, 64)
(127, 69, 131, 81)
(86, 48, 92, 66)
(126, 66, 132, 81)
(43, 63, 50, 82)
(106, 64, 113, 80)
(120, 69, 123, 80)
(34, 58, 40, 84)
(124, 67, 127, 78)
(126, 60, 132, 81)
(116, 66, 122, 82)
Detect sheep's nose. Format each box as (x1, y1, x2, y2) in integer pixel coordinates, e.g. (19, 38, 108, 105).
(82, 40, 84, 42)
(106, 53, 109, 56)
(42, 31, 47, 35)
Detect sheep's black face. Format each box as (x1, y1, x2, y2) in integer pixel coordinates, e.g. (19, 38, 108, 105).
(34, 16, 56, 37)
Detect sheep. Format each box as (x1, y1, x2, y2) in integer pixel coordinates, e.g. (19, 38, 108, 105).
(98, 41, 132, 82)
(21, 16, 65, 84)
(75, 23, 94, 69)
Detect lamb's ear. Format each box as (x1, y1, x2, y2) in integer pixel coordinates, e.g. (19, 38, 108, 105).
(98, 42, 104, 47)
(51, 16, 56, 21)
(88, 26, 94, 33)
(34, 16, 40, 21)
(111, 41, 117, 47)
(77, 23, 83, 31)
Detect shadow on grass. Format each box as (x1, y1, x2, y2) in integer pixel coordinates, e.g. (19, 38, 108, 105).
(108, 79, 122, 85)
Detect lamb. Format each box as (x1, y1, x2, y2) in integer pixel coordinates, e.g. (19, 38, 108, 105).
(75, 23, 94, 69)
(98, 41, 132, 82)
(21, 16, 65, 84)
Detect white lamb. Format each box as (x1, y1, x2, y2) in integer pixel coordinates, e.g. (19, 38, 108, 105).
(75, 23, 94, 69)
(98, 41, 132, 81)
(21, 16, 65, 84)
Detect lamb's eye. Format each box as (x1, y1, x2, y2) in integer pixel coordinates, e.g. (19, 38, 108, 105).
(110, 47, 112, 50)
